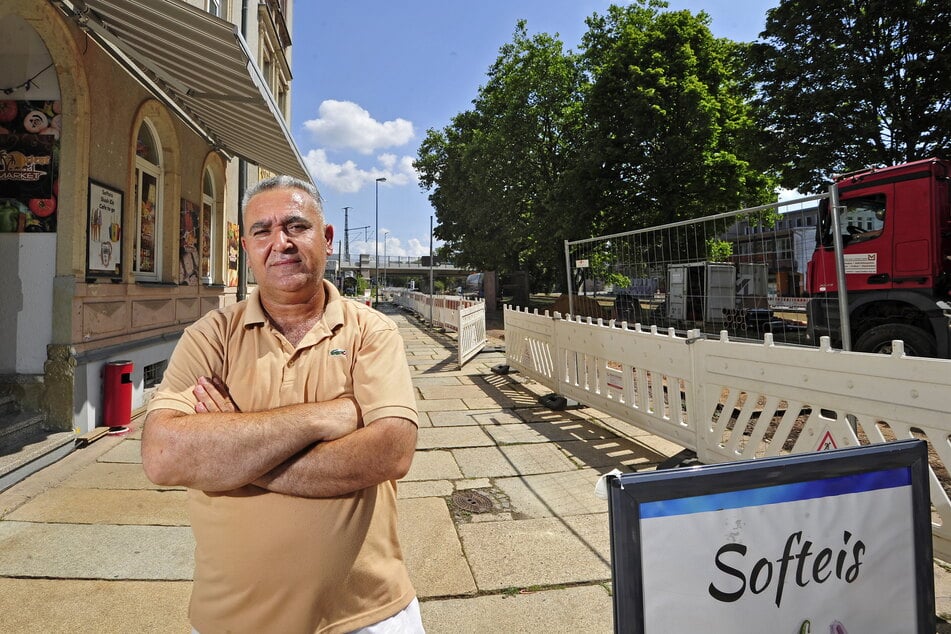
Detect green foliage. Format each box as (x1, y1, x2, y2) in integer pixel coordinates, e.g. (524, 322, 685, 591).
(416, 22, 585, 289)
(705, 237, 733, 262)
(415, 2, 778, 289)
(579, 3, 777, 234)
(580, 250, 632, 290)
(748, 0, 951, 191)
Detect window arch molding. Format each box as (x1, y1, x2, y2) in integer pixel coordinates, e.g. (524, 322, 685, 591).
(199, 153, 226, 285)
(128, 99, 180, 282)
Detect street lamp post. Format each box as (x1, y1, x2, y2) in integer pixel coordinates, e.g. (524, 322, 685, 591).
(374, 177, 386, 305)
(383, 231, 390, 293)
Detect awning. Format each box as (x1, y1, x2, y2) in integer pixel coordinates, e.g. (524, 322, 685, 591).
(52, 0, 312, 183)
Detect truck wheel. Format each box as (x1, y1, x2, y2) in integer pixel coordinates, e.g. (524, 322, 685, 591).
(854, 324, 937, 357)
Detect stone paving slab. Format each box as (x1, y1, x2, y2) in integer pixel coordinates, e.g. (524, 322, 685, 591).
(428, 408, 509, 427)
(403, 450, 463, 481)
(397, 480, 453, 499)
(412, 376, 475, 387)
(398, 497, 477, 598)
(451, 444, 578, 479)
(484, 421, 596, 445)
(595, 417, 689, 450)
(420, 584, 613, 634)
(415, 398, 468, 413)
(98, 439, 144, 464)
(417, 385, 489, 401)
(457, 513, 610, 591)
(60, 461, 176, 490)
(416, 427, 494, 450)
(628, 434, 686, 461)
(494, 469, 606, 519)
(5, 488, 189, 526)
(408, 360, 459, 373)
(455, 478, 492, 490)
(475, 375, 542, 408)
(0, 521, 194, 579)
(470, 410, 524, 427)
(0, 578, 192, 634)
(462, 397, 512, 410)
(557, 438, 664, 470)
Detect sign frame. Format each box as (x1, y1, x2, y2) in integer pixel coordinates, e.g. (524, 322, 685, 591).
(608, 440, 935, 633)
(86, 179, 124, 278)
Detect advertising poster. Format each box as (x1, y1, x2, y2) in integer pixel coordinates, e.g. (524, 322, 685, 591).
(200, 200, 212, 281)
(138, 173, 158, 273)
(87, 180, 123, 276)
(0, 99, 60, 233)
(179, 199, 199, 285)
(609, 441, 934, 634)
(227, 221, 239, 287)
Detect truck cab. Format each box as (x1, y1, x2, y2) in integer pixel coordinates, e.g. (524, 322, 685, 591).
(806, 158, 951, 356)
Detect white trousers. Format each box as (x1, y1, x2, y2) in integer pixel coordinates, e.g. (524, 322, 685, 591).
(191, 597, 425, 634)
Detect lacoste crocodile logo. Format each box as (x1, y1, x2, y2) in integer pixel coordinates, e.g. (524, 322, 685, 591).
(330, 349, 348, 357)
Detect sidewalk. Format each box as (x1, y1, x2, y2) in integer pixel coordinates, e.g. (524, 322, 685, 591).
(0, 304, 949, 632)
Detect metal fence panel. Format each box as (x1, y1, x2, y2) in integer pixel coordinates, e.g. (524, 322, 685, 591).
(564, 195, 833, 347)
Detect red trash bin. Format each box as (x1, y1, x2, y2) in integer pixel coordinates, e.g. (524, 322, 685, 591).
(102, 360, 133, 428)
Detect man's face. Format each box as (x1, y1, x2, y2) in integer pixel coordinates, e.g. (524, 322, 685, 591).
(241, 187, 333, 299)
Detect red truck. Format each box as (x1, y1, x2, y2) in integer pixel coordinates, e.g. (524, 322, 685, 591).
(806, 158, 951, 357)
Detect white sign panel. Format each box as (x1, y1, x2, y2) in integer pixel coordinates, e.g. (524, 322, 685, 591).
(844, 253, 877, 274)
(575, 259, 589, 268)
(638, 470, 915, 632)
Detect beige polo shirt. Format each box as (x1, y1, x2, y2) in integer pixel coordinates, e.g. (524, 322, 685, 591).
(147, 281, 418, 634)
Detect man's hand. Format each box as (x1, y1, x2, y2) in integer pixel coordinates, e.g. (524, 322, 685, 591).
(193, 376, 238, 413)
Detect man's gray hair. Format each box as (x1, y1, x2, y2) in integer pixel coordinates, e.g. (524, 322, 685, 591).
(241, 175, 323, 215)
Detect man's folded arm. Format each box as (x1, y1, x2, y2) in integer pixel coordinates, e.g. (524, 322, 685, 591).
(141, 396, 359, 491)
(254, 416, 417, 498)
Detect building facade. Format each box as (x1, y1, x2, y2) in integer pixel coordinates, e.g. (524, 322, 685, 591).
(0, 0, 308, 434)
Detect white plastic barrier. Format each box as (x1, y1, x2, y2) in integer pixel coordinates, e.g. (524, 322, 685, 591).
(504, 305, 951, 561)
(394, 291, 487, 367)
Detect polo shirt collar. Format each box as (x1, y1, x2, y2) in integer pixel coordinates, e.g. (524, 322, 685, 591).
(321, 280, 345, 333)
(242, 282, 344, 334)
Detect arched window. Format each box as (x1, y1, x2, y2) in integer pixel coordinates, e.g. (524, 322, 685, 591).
(134, 121, 162, 280)
(200, 167, 217, 284)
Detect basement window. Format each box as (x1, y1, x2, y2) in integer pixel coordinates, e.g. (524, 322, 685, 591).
(143, 360, 167, 389)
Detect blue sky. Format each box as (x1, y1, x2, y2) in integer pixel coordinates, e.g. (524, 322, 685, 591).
(289, 1, 779, 259)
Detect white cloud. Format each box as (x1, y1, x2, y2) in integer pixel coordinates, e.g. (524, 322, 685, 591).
(303, 100, 414, 155)
(404, 238, 429, 258)
(304, 148, 419, 194)
(777, 187, 803, 202)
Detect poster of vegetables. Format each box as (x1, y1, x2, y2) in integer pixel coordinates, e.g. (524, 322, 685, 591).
(0, 99, 60, 233)
(227, 221, 239, 287)
(87, 180, 123, 277)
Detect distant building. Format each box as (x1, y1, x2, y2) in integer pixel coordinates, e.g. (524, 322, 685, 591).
(0, 0, 309, 433)
(721, 205, 819, 296)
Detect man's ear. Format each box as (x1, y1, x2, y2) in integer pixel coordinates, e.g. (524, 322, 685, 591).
(324, 224, 334, 254)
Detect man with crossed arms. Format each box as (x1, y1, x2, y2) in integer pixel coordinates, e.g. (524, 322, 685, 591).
(142, 176, 423, 633)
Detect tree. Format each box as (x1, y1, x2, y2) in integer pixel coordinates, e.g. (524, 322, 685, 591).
(416, 4, 777, 293)
(749, 0, 951, 191)
(578, 1, 776, 236)
(416, 22, 586, 290)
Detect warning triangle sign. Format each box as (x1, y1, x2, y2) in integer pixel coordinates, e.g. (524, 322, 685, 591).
(816, 430, 837, 452)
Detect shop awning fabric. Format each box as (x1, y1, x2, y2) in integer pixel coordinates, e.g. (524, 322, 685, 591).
(52, 0, 312, 183)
